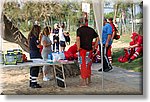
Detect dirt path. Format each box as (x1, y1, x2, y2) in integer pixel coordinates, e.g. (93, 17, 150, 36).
(0, 64, 142, 95)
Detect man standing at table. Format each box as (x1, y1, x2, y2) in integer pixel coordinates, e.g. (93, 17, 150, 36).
(76, 18, 99, 87)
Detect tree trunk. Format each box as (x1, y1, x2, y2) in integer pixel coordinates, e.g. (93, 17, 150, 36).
(121, 10, 127, 34)
(3, 15, 29, 52)
(67, 15, 70, 32)
(119, 13, 122, 35)
(131, 4, 135, 33)
(113, 4, 119, 22)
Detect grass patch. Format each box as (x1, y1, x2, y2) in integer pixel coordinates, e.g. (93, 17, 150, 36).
(119, 34, 132, 43)
(112, 48, 143, 72)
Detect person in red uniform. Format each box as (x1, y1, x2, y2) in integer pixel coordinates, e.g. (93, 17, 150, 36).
(76, 18, 99, 87)
(64, 43, 78, 60)
(118, 32, 143, 63)
(107, 18, 116, 63)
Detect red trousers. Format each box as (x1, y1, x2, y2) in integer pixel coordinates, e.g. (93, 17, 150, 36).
(124, 46, 143, 60)
(130, 46, 143, 60)
(79, 49, 92, 79)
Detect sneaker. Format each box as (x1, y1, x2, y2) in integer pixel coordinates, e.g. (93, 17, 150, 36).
(43, 76, 50, 81)
(98, 68, 108, 72)
(98, 67, 113, 72)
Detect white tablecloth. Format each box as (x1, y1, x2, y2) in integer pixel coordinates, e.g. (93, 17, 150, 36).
(0, 59, 75, 68)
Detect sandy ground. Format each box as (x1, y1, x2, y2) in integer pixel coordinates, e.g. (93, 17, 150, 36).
(0, 40, 142, 95)
(0, 65, 142, 95)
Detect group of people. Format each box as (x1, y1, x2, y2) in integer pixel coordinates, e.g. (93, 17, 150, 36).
(28, 22, 70, 88)
(75, 17, 142, 87)
(28, 17, 143, 88)
(50, 23, 70, 53)
(52, 23, 67, 52)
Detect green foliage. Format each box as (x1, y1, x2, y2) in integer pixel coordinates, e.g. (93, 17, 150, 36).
(104, 12, 114, 19)
(19, 22, 33, 32)
(3, 1, 81, 32)
(119, 34, 131, 43)
(69, 31, 76, 44)
(136, 13, 143, 19)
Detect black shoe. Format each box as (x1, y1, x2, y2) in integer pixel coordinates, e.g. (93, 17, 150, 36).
(30, 84, 42, 88)
(98, 68, 102, 72)
(98, 68, 108, 72)
(106, 67, 113, 72)
(98, 68, 113, 72)
(128, 59, 132, 63)
(104, 68, 110, 72)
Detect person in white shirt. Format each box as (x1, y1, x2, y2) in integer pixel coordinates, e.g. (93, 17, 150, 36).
(59, 23, 66, 52)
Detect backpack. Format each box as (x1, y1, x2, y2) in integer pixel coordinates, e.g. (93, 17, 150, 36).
(113, 26, 120, 40)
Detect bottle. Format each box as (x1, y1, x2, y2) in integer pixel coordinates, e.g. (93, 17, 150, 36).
(85, 52, 91, 65)
(78, 56, 82, 64)
(48, 52, 53, 60)
(78, 52, 82, 64)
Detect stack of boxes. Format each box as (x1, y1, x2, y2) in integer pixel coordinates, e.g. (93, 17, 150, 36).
(2, 49, 23, 65)
(13, 49, 23, 63)
(5, 50, 17, 65)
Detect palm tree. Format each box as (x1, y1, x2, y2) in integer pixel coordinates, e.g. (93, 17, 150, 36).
(113, 3, 119, 23)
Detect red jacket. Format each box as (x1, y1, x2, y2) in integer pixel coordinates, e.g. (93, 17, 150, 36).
(130, 32, 143, 47)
